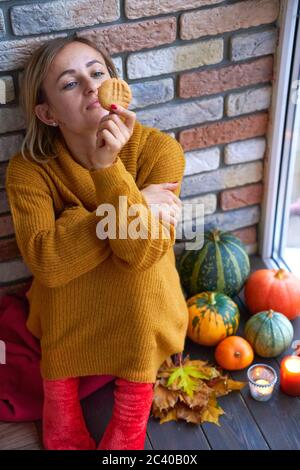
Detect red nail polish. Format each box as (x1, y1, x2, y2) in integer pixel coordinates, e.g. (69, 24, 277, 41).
(111, 104, 117, 110)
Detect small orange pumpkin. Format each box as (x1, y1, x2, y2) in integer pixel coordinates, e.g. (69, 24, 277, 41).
(245, 268, 300, 320)
(215, 336, 254, 370)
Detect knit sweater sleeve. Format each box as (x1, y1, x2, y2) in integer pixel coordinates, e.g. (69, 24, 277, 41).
(89, 131, 185, 272)
(5, 157, 112, 288)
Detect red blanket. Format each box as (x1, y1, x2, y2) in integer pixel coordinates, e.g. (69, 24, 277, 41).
(0, 284, 115, 422)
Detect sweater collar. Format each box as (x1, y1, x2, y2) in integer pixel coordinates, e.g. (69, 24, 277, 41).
(47, 120, 142, 211)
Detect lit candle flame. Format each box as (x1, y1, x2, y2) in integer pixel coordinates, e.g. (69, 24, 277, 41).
(285, 357, 300, 374)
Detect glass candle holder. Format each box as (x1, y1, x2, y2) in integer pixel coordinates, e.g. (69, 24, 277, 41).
(247, 364, 277, 401)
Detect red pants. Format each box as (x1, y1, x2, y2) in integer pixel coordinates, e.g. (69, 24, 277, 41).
(43, 376, 155, 450)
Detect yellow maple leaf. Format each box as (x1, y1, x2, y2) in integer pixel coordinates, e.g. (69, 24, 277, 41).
(152, 354, 246, 427)
(167, 364, 212, 398)
(200, 396, 225, 426)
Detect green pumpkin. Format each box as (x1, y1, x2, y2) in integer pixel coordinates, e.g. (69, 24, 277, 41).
(187, 291, 240, 346)
(244, 310, 294, 358)
(177, 229, 250, 298)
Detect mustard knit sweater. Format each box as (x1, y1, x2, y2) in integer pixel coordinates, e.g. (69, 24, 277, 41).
(6, 120, 189, 382)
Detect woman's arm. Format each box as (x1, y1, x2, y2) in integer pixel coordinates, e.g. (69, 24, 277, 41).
(6, 130, 185, 286)
(90, 131, 186, 272)
(6, 158, 112, 288)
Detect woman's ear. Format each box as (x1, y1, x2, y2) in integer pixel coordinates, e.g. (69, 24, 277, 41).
(35, 103, 55, 126)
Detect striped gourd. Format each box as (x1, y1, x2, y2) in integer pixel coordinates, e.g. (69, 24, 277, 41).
(244, 310, 294, 358)
(187, 291, 240, 346)
(178, 229, 250, 298)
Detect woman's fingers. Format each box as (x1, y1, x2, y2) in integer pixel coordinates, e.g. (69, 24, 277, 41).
(98, 129, 122, 152)
(97, 119, 124, 141)
(157, 204, 181, 225)
(161, 182, 179, 189)
(161, 190, 182, 209)
(99, 112, 131, 139)
(97, 109, 134, 150)
(109, 104, 136, 135)
(161, 213, 178, 227)
(140, 183, 183, 222)
(151, 182, 182, 207)
(157, 211, 177, 227)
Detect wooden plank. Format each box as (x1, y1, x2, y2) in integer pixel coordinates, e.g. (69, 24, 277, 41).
(147, 413, 210, 450)
(21, 254, 300, 451)
(184, 338, 269, 450)
(234, 292, 300, 450)
(0, 421, 42, 450)
(147, 255, 272, 450)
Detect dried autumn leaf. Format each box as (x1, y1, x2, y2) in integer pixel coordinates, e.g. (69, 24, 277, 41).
(207, 377, 246, 397)
(226, 379, 246, 392)
(158, 408, 177, 425)
(152, 353, 247, 427)
(152, 384, 179, 412)
(200, 396, 225, 426)
(179, 381, 212, 408)
(176, 403, 205, 425)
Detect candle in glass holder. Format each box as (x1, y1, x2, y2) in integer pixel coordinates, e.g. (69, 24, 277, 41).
(280, 355, 300, 396)
(247, 364, 277, 401)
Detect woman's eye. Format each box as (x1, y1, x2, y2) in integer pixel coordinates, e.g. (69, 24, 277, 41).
(93, 71, 105, 78)
(63, 81, 77, 90)
(63, 72, 105, 90)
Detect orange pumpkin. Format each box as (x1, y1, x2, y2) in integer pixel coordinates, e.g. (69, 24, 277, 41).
(244, 269, 300, 320)
(215, 336, 254, 370)
(186, 292, 239, 346)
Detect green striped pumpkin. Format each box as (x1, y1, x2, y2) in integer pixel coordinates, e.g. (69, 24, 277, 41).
(177, 229, 250, 298)
(244, 310, 294, 358)
(187, 291, 240, 346)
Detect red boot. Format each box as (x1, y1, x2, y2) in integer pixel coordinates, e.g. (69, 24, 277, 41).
(42, 377, 96, 450)
(97, 378, 154, 450)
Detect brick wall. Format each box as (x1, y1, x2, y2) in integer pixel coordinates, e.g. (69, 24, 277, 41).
(0, 0, 280, 297)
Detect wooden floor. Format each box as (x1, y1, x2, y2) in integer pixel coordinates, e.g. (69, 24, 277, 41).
(1, 255, 300, 450)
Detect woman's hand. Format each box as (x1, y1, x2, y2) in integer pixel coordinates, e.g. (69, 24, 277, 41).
(141, 182, 183, 227)
(89, 104, 136, 170)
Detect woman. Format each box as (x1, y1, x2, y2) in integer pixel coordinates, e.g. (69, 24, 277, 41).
(5, 34, 189, 450)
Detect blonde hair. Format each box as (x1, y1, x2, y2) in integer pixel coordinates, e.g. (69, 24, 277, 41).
(20, 34, 118, 163)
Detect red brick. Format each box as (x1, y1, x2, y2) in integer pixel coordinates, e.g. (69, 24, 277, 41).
(0, 237, 20, 261)
(0, 214, 14, 237)
(125, 0, 223, 19)
(0, 278, 32, 300)
(0, 162, 8, 190)
(78, 17, 176, 54)
(180, 0, 279, 39)
(220, 183, 264, 210)
(0, 190, 9, 213)
(179, 113, 268, 151)
(179, 56, 273, 99)
(231, 226, 257, 245)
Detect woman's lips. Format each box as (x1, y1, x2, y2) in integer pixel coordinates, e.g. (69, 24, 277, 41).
(87, 101, 100, 109)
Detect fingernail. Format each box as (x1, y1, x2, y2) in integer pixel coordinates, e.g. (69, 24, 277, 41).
(111, 104, 117, 110)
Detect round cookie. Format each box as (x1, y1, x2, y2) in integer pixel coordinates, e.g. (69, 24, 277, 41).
(98, 78, 132, 110)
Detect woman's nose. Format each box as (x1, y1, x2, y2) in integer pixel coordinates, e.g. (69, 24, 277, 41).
(84, 76, 98, 94)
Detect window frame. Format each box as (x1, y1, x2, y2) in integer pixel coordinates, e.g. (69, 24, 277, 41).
(259, 0, 300, 270)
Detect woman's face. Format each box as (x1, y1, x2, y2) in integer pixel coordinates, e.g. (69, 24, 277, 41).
(35, 41, 111, 134)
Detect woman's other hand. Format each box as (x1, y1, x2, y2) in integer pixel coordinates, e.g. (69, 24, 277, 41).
(141, 182, 183, 227)
(89, 104, 136, 170)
